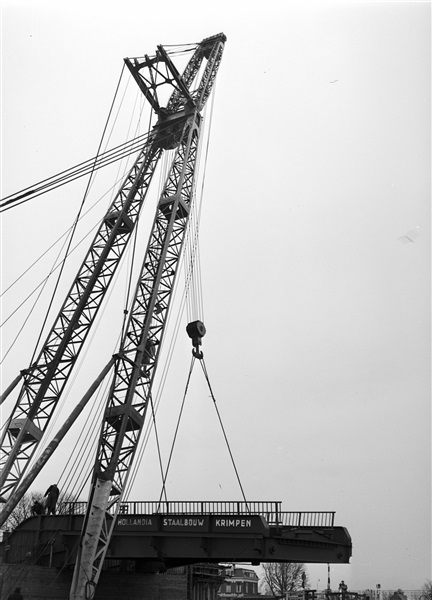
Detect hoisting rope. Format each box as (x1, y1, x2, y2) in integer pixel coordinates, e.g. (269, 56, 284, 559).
(156, 354, 196, 509)
(199, 356, 250, 512)
(149, 392, 169, 506)
(155, 346, 250, 513)
(124, 88, 220, 500)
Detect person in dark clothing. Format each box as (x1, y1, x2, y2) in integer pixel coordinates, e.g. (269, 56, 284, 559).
(8, 587, 23, 600)
(44, 484, 60, 515)
(339, 580, 348, 600)
(31, 500, 44, 516)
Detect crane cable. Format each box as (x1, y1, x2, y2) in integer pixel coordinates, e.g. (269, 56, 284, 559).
(153, 351, 250, 512)
(199, 356, 250, 512)
(26, 64, 127, 369)
(19, 78, 153, 492)
(124, 90, 218, 499)
(156, 354, 196, 509)
(56, 59, 170, 502)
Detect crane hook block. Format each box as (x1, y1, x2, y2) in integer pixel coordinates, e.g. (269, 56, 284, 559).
(186, 320, 206, 359)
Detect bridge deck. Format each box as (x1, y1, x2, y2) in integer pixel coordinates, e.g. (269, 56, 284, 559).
(1, 501, 351, 569)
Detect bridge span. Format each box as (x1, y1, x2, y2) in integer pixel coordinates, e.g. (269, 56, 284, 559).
(2, 501, 351, 570)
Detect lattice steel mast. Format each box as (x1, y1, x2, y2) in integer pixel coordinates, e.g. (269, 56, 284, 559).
(0, 35, 226, 506)
(63, 34, 226, 600)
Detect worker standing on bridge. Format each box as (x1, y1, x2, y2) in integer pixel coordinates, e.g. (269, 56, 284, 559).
(31, 500, 44, 516)
(7, 587, 24, 600)
(339, 580, 348, 600)
(44, 484, 60, 515)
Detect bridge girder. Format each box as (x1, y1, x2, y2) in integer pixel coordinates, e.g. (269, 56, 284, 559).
(1, 513, 352, 569)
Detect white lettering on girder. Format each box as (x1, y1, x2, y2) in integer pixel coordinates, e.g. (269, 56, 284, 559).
(163, 518, 205, 527)
(117, 518, 153, 526)
(215, 518, 252, 527)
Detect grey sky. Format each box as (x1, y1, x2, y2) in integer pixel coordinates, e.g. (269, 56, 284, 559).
(1, 0, 430, 591)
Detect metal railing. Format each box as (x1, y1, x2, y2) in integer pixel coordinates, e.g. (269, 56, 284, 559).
(278, 511, 335, 527)
(60, 501, 335, 528)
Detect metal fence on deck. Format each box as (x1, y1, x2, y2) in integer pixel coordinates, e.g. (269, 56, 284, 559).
(60, 500, 335, 527)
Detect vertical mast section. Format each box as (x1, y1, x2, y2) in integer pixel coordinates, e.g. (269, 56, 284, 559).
(70, 33, 226, 600)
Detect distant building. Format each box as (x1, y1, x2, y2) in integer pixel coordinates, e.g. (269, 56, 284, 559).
(388, 591, 408, 600)
(218, 565, 260, 598)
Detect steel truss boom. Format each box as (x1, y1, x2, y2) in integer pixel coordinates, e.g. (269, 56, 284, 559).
(70, 34, 226, 600)
(0, 135, 162, 496)
(0, 34, 226, 505)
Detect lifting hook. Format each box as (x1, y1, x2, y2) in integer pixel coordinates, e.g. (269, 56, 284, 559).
(186, 320, 206, 359)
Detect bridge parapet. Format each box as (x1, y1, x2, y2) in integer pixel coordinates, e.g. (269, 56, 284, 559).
(60, 500, 335, 528)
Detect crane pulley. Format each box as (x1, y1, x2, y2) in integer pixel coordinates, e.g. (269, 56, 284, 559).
(186, 320, 207, 359)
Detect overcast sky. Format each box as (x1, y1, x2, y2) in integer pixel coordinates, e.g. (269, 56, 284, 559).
(1, 0, 431, 592)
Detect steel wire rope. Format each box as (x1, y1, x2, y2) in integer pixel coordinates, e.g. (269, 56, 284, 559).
(122, 209, 206, 500)
(56, 370, 115, 501)
(0, 171, 125, 360)
(0, 66, 151, 213)
(0, 44, 202, 214)
(182, 102, 207, 322)
(0, 126, 144, 205)
(25, 144, 143, 478)
(28, 233, 134, 476)
(155, 354, 196, 510)
(123, 232, 202, 501)
(122, 175, 204, 498)
(148, 392, 169, 505)
(5, 190, 195, 600)
(122, 268, 190, 501)
(1, 188, 109, 300)
(184, 176, 200, 322)
(194, 85, 218, 318)
(185, 179, 202, 322)
(0, 43, 202, 592)
(0, 119, 180, 215)
(0, 133, 150, 213)
(122, 301, 183, 499)
(121, 72, 219, 499)
(26, 86, 208, 500)
(98, 144, 174, 505)
(123, 100, 215, 500)
(0, 231, 72, 365)
(0, 64, 127, 215)
(121, 145, 178, 502)
(0, 88, 155, 304)
(1, 82, 156, 362)
(99, 63, 144, 206)
(183, 87, 216, 323)
(26, 66, 127, 371)
(0, 207, 109, 357)
(61, 109, 157, 503)
(119, 90, 156, 340)
(0, 47, 196, 214)
(199, 357, 250, 513)
(0, 145, 156, 331)
(0, 179, 127, 362)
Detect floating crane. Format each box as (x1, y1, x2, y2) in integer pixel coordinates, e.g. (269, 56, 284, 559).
(0, 33, 227, 600)
(0, 34, 352, 600)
